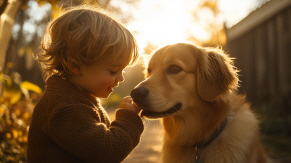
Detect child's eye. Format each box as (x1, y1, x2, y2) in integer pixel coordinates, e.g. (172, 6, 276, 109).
(109, 71, 118, 75)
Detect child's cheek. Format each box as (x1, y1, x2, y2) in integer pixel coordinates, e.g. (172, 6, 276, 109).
(102, 77, 116, 88)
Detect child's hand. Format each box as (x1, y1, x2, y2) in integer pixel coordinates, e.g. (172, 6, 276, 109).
(119, 96, 141, 114)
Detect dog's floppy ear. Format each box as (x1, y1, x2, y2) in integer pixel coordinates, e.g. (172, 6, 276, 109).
(196, 48, 239, 101)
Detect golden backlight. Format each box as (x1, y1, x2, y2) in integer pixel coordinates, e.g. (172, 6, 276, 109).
(110, 0, 259, 53)
(126, 0, 210, 51)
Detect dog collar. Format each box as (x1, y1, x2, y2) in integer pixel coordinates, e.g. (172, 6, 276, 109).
(192, 118, 228, 163)
(193, 118, 228, 148)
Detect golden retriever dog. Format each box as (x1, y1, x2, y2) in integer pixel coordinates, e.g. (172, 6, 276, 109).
(131, 43, 269, 163)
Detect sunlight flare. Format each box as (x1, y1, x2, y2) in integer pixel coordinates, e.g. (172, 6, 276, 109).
(126, 0, 210, 52)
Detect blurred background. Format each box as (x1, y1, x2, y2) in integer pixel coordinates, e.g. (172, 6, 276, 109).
(0, 0, 290, 162)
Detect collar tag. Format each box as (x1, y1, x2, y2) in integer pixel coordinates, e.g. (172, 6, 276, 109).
(193, 146, 202, 163)
(192, 119, 228, 162)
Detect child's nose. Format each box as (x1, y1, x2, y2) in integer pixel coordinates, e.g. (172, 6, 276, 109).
(117, 72, 124, 82)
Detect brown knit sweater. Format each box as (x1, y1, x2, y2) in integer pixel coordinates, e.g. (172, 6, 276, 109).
(27, 75, 144, 163)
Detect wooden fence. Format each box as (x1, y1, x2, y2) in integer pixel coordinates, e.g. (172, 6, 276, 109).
(226, 0, 291, 108)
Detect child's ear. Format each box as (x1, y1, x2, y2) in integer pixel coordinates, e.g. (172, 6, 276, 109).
(67, 59, 82, 75)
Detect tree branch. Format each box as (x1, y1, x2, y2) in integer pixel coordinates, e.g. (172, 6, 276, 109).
(0, 0, 8, 16)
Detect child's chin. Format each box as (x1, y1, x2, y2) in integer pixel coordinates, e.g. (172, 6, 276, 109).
(102, 92, 112, 98)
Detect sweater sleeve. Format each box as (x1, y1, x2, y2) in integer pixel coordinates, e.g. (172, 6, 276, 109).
(43, 104, 144, 163)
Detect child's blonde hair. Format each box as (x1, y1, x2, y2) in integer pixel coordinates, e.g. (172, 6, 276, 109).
(36, 4, 139, 80)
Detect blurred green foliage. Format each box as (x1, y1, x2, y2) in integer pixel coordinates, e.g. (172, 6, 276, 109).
(256, 103, 291, 163)
(103, 93, 122, 107)
(259, 104, 291, 136)
(0, 72, 42, 162)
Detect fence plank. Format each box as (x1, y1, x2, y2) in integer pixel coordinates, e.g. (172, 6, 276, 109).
(227, 5, 291, 107)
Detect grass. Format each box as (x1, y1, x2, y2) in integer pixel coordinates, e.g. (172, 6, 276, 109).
(262, 134, 291, 163)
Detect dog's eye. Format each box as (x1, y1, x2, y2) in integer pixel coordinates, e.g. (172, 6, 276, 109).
(147, 68, 152, 74)
(167, 65, 182, 74)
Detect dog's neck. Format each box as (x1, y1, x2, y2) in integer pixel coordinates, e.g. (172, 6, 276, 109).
(162, 116, 228, 147)
(192, 118, 227, 148)
(162, 101, 230, 147)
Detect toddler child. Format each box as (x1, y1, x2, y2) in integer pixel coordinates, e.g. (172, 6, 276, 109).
(27, 4, 143, 163)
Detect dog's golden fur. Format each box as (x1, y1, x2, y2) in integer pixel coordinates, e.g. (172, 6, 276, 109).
(131, 43, 269, 163)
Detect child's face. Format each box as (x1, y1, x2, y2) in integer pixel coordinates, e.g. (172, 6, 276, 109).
(74, 61, 128, 98)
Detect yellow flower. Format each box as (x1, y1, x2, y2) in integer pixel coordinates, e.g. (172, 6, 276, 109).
(12, 129, 18, 139)
(18, 130, 23, 137)
(23, 112, 30, 119)
(18, 137, 23, 143)
(6, 133, 12, 139)
(21, 81, 43, 95)
(7, 120, 12, 125)
(0, 106, 5, 114)
(15, 109, 21, 116)
(23, 135, 28, 142)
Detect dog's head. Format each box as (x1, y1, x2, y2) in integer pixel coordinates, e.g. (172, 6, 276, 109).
(131, 43, 239, 118)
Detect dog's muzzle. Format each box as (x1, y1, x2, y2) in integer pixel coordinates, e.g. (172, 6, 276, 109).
(130, 86, 149, 109)
(131, 86, 182, 118)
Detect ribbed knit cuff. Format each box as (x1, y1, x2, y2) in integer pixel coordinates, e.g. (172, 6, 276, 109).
(115, 109, 144, 135)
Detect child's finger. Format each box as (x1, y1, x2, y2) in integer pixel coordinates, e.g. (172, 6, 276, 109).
(121, 96, 133, 103)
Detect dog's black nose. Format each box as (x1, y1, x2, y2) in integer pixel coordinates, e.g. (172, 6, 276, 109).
(130, 86, 149, 103)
